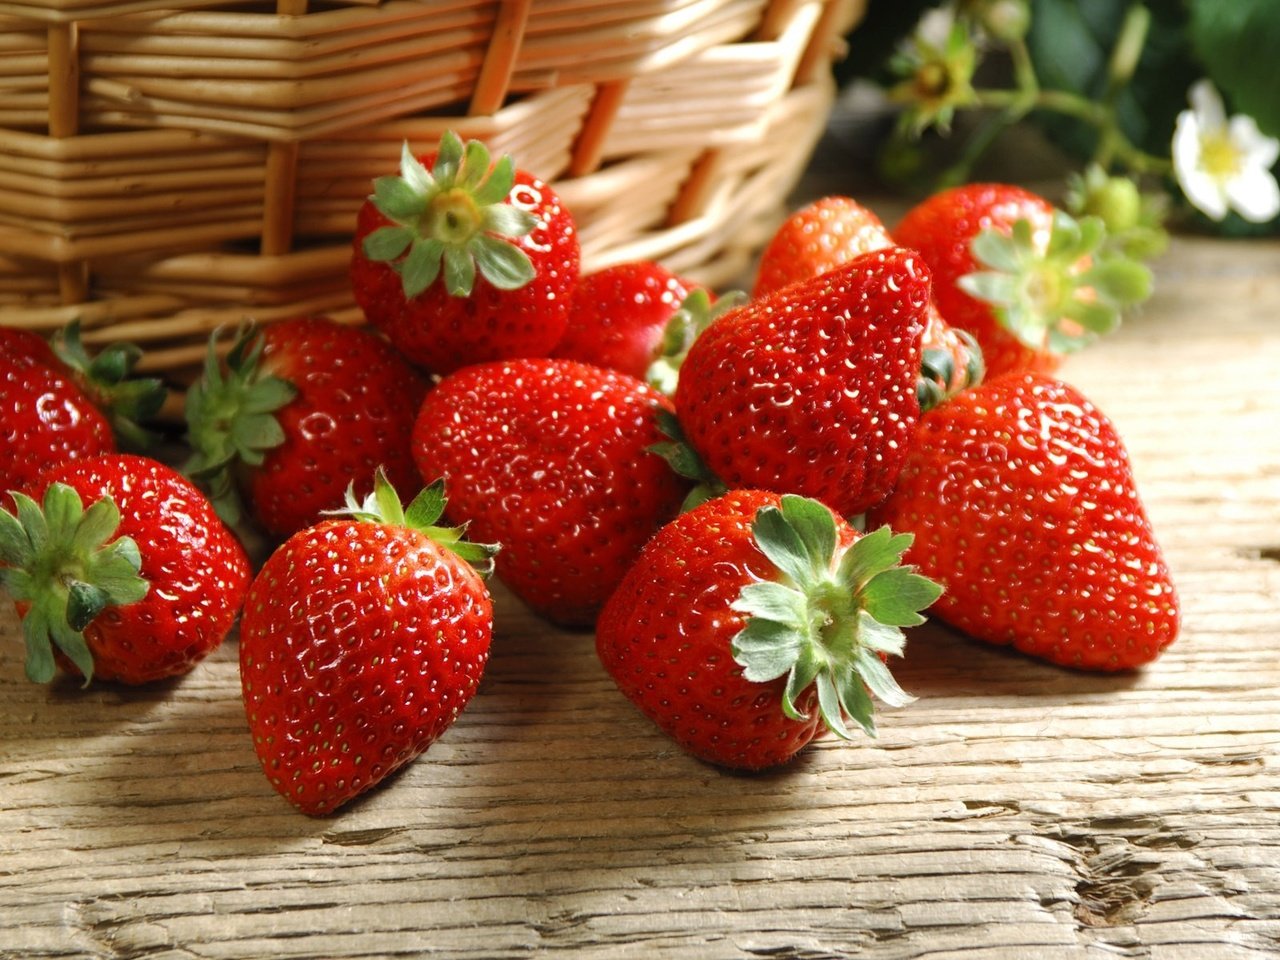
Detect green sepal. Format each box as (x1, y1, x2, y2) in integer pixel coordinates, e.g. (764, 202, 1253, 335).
(183, 324, 297, 526)
(0, 484, 149, 685)
(325, 469, 500, 578)
(364, 133, 538, 301)
(728, 497, 941, 742)
(959, 208, 1153, 357)
(646, 289, 748, 397)
(648, 408, 726, 513)
(51, 321, 167, 451)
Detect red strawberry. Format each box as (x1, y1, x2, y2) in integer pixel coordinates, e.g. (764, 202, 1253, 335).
(753, 195, 894, 298)
(411, 358, 687, 627)
(893, 183, 1151, 379)
(670, 248, 931, 518)
(553, 261, 698, 380)
(350, 132, 579, 374)
(868, 372, 1180, 671)
(1, 324, 165, 498)
(597, 490, 941, 769)
(1, 453, 250, 684)
(239, 471, 496, 816)
(185, 317, 428, 537)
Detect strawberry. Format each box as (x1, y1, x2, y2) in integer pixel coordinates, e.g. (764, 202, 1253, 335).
(0, 453, 250, 684)
(411, 358, 687, 627)
(669, 248, 931, 518)
(184, 317, 428, 537)
(751, 196, 982, 411)
(552, 261, 698, 380)
(239, 471, 496, 816)
(753, 195, 895, 298)
(867, 372, 1180, 671)
(893, 183, 1151, 379)
(596, 490, 941, 769)
(350, 132, 579, 374)
(1, 323, 165, 498)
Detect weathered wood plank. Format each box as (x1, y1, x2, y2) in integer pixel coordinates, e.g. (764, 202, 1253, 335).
(2, 232, 1279, 958)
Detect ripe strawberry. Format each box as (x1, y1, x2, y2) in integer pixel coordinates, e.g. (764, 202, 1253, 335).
(185, 317, 428, 537)
(753, 195, 894, 298)
(412, 358, 687, 627)
(752, 196, 983, 410)
(1, 453, 250, 684)
(350, 132, 579, 374)
(239, 471, 496, 816)
(670, 248, 931, 518)
(1, 323, 165, 498)
(553, 261, 701, 381)
(893, 183, 1151, 379)
(868, 373, 1180, 671)
(597, 490, 941, 769)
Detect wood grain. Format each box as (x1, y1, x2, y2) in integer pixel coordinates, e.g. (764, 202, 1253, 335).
(2, 234, 1279, 959)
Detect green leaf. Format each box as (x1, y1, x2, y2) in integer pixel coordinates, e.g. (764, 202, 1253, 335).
(1062, 299, 1121, 338)
(482, 203, 538, 239)
(405, 480, 447, 528)
(731, 618, 806, 683)
(401, 238, 445, 299)
(443, 244, 476, 297)
(20, 606, 56, 684)
(241, 377, 297, 416)
(362, 225, 414, 263)
(0, 508, 31, 566)
(48, 607, 94, 686)
(750, 505, 815, 589)
(1084, 259, 1152, 306)
(470, 234, 535, 291)
(958, 270, 1019, 306)
(970, 228, 1022, 273)
(66, 580, 109, 632)
(12, 493, 48, 555)
(855, 648, 915, 708)
(399, 141, 436, 195)
(230, 413, 286, 460)
(782, 653, 821, 721)
(815, 671, 855, 740)
(778, 495, 837, 569)
(373, 175, 424, 223)
(433, 130, 466, 184)
(859, 611, 908, 658)
(474, 154, 517, 206)
(457, 138, 491, 192)
(732, 581, 808, 627)
(372, 468, 405, 525)
(862, 566, 942, 627)
(834, 665, 877, 738)
(836, 526, 912, 591)
(70, 497, 121, 555)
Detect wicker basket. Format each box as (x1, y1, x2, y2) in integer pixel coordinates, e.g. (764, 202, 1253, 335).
(1, 0, 865, 375)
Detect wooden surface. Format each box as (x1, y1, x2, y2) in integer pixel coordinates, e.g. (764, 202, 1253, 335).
(3, 232, 1280, 958)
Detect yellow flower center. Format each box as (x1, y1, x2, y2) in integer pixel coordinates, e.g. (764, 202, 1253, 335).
(1200, 131, 1243, 180)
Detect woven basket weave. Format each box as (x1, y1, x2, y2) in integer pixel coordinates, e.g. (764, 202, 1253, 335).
(1, 0, 865, 375)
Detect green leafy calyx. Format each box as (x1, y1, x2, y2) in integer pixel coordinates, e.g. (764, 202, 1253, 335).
(362, 132, 538, 300)
(183, 324, 297, 526)
(328, 468, 499, 578)
(648, 408, 726, 513)
(0, 483, 149, 684)
(730, 498, 942, 739)
(646, 289, 748, 396)
(959, 209, 1153, 355)
(52, 321, 167, 450)
(917, 328, 985, 414)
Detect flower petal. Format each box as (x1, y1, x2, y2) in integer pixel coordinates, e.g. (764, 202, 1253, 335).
(1189, 79, 1226, 131)
(1181, 169, 1229, 221)
(1229, 114, 1280, 170)
(1225, 164, 1280, 223)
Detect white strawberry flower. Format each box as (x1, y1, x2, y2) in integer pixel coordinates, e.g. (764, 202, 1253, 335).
(1172, 80, 1280, 223)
